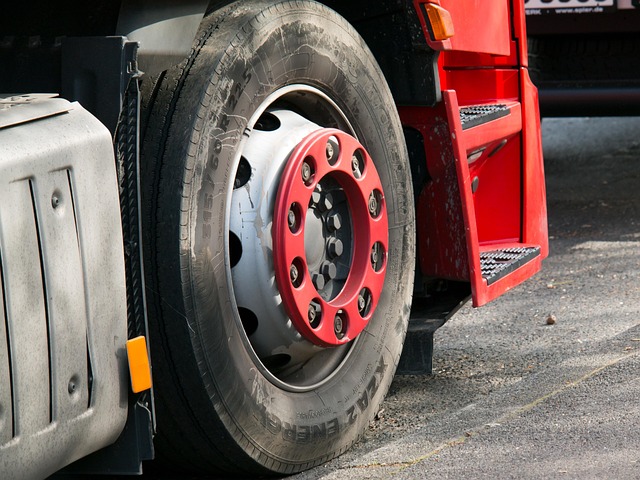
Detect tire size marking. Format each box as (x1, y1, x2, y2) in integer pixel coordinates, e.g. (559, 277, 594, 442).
(346, 356, 387, 426)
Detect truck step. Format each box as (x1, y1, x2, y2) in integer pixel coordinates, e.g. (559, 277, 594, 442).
(459, 101, 521, 152)
(459, 104, 509, 130)
(480, 246, 541, 285)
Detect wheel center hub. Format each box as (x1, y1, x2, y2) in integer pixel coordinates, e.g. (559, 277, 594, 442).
(273, 128, 388, 347)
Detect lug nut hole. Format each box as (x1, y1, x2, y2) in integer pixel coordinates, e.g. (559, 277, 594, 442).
(368, 189, 383, 218)
(326, 136, 339, 166)
(290, 257, 304, 288)
(334, 311, 346, 339)
(301, 158, 315, 186)
(357, 288, 372, 318)
(287, 203, 303, 233)
(371, 241, 386, 273)
(351, 149, 365, 179)
(308, 300, 322, 329)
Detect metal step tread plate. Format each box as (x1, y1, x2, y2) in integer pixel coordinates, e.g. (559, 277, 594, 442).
(480, 246, 541, 285)
(460, 104, 509, 130)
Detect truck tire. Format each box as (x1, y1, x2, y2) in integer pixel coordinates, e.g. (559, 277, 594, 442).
(141, 0, 415, 475)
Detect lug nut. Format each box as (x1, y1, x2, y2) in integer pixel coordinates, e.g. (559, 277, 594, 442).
(334, 314, 345, 339)
(290, 264, 299, 284)
(358, 294, 366, 313)
(310, 191, 322, 207)
(371, 245, 379, 265)
(351, 155, 362, 178)
(288, 209, 296, 229)
(308, 303, 318, 324)
(326, 137, 339, 164)
(371, 242, 384, 272)
(326, 141, 334, 161)
(312, 272, 325, 290)
(321, 261, 337, 280)
(327, 212, 341, 231)
(368, 192, 379, 216)
(318, 192, 333, 213)
(327, 239, 344, 258)
(301, 161, 312, 183)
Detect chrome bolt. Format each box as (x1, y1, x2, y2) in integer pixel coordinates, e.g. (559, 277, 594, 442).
(321, 261, 337, 280)
(312, 272, 325, 290)
(68, 381, 76, 394)
(327, 238, 344, 258)
(301, 162, 312, 183)
(327, 212, 342, 231)
(51, 194, 60, 209)
(290, 264, 299, 284)
(288, 209, 296, 229)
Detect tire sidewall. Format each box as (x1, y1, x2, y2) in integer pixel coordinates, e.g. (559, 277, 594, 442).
(178, 0, 414, 468)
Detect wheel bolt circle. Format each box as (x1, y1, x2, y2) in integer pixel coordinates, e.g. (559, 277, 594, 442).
(273, 128, 387, 347)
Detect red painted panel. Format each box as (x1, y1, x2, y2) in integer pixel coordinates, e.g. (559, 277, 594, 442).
(441, 68, 520, 106)
(416, 0, 511, 56)
(470, 135, 522, 245)
(520, 68, 549, 257)
(399, 104, 470, 282)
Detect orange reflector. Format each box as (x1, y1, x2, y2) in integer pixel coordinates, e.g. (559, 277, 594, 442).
(425, 4, 455, 41)
(126, 336, 152, 393)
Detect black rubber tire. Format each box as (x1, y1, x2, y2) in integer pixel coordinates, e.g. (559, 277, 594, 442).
(141, 0, 415, 475)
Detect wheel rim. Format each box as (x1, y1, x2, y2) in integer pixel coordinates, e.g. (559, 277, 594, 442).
(228, 85, 388, 391)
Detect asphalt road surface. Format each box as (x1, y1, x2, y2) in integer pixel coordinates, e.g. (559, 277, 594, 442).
(292, 117, 640, 480)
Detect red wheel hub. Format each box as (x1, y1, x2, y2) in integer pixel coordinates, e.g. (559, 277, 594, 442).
(273, 129, 388, 347)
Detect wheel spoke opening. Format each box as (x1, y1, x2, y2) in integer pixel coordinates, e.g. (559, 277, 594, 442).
(229, 231, 242, 268)
(234, 156, 252, 189)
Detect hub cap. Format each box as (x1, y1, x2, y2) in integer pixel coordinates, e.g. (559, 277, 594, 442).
(273, 129, 388, 347)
